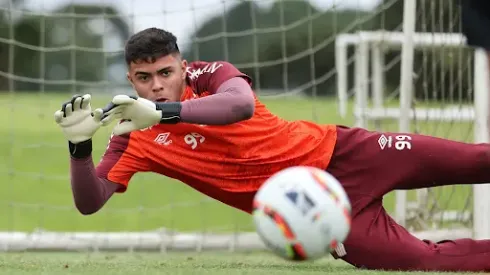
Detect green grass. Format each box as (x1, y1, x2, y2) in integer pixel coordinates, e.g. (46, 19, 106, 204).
(0, 92, 476, 232)
(0, 252, 476, 275)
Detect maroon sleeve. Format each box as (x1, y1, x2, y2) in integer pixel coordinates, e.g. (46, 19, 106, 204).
(186, 61, 252, 94)
(95, 134, 131, 185)
(70, 156, 120, 215)
(180, 77, 255, 125)
(181, 61, 255, 125)
(70, 134, 146, 215)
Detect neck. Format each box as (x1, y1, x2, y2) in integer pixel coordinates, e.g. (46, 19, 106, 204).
(178, 83, 188, 101)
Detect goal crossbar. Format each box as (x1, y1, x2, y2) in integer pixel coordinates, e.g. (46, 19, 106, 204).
(335, 31, 468, 120)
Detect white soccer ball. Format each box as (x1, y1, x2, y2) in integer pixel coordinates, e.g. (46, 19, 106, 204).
(252, 166, 351, 261)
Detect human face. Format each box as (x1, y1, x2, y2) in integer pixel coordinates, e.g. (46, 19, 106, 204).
(126, 54, 187, 102)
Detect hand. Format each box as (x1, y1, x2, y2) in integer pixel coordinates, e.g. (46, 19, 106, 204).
(54, 94, 108, 144)
(98, 95, 162, 136)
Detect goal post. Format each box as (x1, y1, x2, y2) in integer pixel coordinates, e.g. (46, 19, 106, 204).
(397, 0, 416, 228)
(473, 48, 490, 240)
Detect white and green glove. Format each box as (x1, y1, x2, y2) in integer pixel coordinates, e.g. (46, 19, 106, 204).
(99, 95, 182, 136)
(54, 94, 107, 144)
(54, 94, 112, 158)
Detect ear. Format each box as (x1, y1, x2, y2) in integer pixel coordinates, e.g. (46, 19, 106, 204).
(126, 72, 135, 88)
(181, 59, 188, 80)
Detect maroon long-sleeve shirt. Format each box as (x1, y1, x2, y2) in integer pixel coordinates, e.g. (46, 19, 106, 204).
(70, 61, 255, 215)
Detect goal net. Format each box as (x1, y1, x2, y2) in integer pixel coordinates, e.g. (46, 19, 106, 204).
(1, 0, 488, 252)
(337, 0, 490, 240)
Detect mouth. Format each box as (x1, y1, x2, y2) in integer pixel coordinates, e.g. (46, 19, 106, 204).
(156, 98, 168, 103)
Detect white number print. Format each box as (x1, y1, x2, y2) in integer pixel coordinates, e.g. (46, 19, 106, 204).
(394, 135, 412, 150)
(184, 132, 205, 150)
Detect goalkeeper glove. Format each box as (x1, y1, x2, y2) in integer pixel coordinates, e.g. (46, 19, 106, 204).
(98, 95, 181, 136)
(54, 94, 110, 158)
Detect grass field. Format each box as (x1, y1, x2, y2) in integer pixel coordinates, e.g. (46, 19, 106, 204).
(0, 252, 481, 275)
(0, 92, 479, 274)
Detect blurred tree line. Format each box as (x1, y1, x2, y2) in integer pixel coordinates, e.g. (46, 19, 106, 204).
(183, 0, 471, 100)
(0, 0, 129, 92)
(0, 0, 473, 101)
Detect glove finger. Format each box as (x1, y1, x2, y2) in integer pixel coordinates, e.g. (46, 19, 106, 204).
(54, 110, 64, 123)
(64, 103, 73, 117)
(101, 115, 115, 126)
(112, 95, 136, 105)
(101, 105, 124, 121)
(70, 94, 81, 110)
(101, 101, 118, 115)
(71, 94, 81, 101)
(113, 121, 136, 135)
(99, 108, 121, 126)
(101, 114, 120, 126)
(81, 94, 92, 110)
(138, 97, 158, 110)
(61, 99, 71, 114)
(73, 97, 83, 112)
(60, 94, 80, 113)
(92, 108, 103, 123)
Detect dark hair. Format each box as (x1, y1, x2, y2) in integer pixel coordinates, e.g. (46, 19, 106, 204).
(124, 27, 180, 65)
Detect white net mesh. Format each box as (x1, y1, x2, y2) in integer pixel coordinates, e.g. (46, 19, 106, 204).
(0, 0, 483, 251)
(403, 1, 473, 233)
(338, 0, 484, 238)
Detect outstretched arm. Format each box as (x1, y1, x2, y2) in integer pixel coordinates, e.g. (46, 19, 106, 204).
(178, 77, 255, 125)
(69, 140, 120, 215)
(54, 94, 121, 214)
(68, 133, 146, 215)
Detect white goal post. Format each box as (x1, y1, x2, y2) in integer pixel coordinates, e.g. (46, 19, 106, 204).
(335, 30, 490, 239)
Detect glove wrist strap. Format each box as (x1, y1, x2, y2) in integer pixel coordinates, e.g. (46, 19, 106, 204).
(155, 102, 182, 124)
(69, 139, 92, 159)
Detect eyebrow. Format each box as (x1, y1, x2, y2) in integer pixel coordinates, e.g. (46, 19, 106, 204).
(134, 71, 150, 76)
(134, 66, 172, 76)
(157, 66, 172, 73)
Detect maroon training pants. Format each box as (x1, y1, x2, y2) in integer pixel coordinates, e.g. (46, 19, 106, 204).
(326, 125, 490, 272)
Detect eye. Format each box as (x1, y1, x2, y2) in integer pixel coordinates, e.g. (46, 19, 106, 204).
(160, 71, 171, 76)
(137, 75, 148, 81)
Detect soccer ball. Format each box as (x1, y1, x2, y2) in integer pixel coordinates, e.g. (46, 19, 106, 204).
(252, 166, 351, 261)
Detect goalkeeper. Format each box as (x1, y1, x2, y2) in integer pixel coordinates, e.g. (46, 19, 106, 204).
(55, 27, 490, 272)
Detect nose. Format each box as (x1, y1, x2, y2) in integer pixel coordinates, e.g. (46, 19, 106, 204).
(152, 77, 164, 92)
